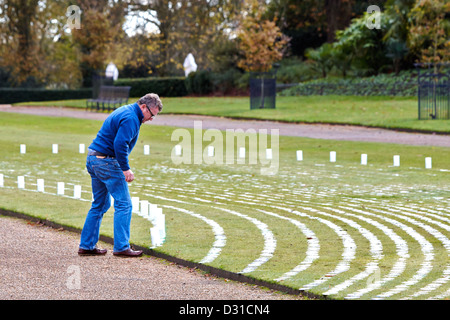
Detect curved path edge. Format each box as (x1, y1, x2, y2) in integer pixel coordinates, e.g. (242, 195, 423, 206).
(0, 208, 324, 300)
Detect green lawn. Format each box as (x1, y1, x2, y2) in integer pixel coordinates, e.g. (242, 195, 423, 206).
(15, 95, 450, 133)
(0, 112, 449, 300)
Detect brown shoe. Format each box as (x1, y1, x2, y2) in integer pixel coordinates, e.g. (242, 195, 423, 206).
(113, 248, 143, 257)
(78, 247, 107, 256)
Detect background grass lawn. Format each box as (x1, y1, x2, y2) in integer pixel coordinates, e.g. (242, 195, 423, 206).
(0, 112, 449, 300)
(14, 95, 450, 133)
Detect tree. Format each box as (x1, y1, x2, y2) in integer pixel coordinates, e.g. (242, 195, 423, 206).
(305, 43, 333, 78)
(408, 0, 450, 119)
(0, 0, 82, 87)
(408, 0, 450, 67)
(236, 0, 290, 73)
(129, 0, 243, 76)
(324, 0, 354, 43)
(385, 38, 409, 75)
(236, 0, 290, 109)
(331, 12, 390, 75)
(0, 0, 40, 86)
(71, 0, 127, 87)
(383, 0, 416, 41)
(265, 0, 387, 56)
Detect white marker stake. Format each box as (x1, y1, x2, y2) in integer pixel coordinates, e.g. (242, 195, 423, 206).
(37, 179, 44, 192)
(140, 200, 149, 219)
(144, 145, 150, 155)
(425, 157, 432, 169)
(296, 150, 303, 161)
(239, 147, 246, 158)
(149, 203, 158, 222)
(361, 154, 368, 165)
(52, 144, 58, 154)
(57, 182, 65, 195)
(393, 155, 400, 167)
(150, 227, 161, 247)
(131, 197, 140, 213)
(0, 174, 4, 187)
(175, 145, 182, 156)
(330, 151, 336, 162)
(79, 144, 85, 154)
(74, 185, 82, 199)
(266, 148, 273, 160)
(207, 146, 214, 157)
(157, 213, 166, 240)
(17, 176, 25, 189)
(20, 144, 26, 154)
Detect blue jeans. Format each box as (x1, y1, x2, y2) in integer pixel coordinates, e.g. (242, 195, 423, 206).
(79, 155, 132, 252)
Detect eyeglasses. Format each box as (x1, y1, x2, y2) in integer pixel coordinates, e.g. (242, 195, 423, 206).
(146, 105, 157, 119)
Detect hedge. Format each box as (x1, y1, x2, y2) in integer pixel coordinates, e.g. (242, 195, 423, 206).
(114, 77, 187, 97)
(279, 81, 417, 96)
(279, 70, 419, 97)
(185, 69, 246, 95)
(0, 88, 93, 104)
(115, 72, 246, 98)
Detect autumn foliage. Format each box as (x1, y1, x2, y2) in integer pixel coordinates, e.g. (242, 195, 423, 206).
(236, 0, 290, 73)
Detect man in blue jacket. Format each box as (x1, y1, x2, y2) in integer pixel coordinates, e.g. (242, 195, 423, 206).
(78, 93, 163, 257)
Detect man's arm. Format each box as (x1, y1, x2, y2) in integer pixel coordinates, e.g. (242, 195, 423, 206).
(114, 118, 138, 168)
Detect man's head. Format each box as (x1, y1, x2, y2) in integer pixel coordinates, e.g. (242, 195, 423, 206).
(138, 93, 163, 123)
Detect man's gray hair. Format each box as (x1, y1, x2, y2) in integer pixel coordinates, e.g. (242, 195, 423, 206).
(138, 93, 163, 111)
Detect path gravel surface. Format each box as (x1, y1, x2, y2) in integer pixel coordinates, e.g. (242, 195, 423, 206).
(0, 216, 298, 300)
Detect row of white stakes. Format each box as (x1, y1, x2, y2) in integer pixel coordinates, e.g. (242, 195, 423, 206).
(0, 175, 83, 198)
(19, 143, 248, 158)
(0, 174, 165, 248)
(18, 144, 433, 169)
(19, 144, 86, 154)
(297, 151, 432, 169)
(176, 145, 433, 169)
(19, 143, 153, 155)
(131, 197, 165, 248)
(173, 145, 272, 159)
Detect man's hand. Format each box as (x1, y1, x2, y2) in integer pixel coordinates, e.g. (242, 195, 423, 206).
(123, 169, 135, 183)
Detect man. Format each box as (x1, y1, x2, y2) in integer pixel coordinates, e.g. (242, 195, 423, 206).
(78, 93, 163, 257)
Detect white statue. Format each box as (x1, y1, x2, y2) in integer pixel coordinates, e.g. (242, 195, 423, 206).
(105, 62, 119, 81)
(183, 53, 197, 77)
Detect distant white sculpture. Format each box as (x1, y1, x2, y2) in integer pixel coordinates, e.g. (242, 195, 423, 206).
(183, 53, 197, 77)
(105, 62, 119, 81)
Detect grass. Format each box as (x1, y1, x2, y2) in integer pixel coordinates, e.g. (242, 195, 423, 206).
(14, 95, 450, 133)
(0, 112, 449, 299)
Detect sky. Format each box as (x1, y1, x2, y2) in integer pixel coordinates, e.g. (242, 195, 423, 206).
(123, 10, 159, 36)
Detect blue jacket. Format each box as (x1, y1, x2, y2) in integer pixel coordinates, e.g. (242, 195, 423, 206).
(89, 103, 144, 171)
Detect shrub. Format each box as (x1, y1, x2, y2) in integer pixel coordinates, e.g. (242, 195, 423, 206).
(185, 69, 246, 95)
(0, 88, 92, 104)
(114, 77, 187, 97)
(276, 57, 321, 83)
(185, 71, 213, 95)
(279, 70, 418, 97)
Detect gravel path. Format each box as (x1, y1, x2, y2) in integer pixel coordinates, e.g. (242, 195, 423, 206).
(0, 216, 299, 300)
(0, 104, 448, 301)
(1, 105, 449, 147)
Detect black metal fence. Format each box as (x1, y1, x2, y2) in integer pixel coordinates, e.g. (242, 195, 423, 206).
(415, 63, 450, 120)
